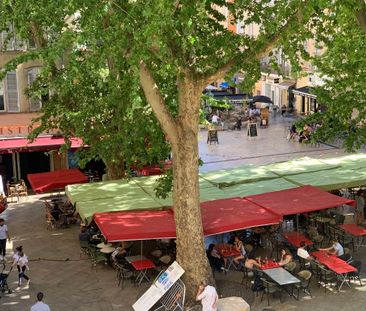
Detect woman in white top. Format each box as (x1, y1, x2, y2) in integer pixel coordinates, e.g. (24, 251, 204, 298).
(233, 236, 246, 267)
(13, 251, 30, 286)
(12, 245, 23, 274)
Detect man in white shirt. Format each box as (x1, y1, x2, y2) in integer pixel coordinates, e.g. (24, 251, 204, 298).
(297, 241, 313, 260)
(320, 238, 344, 257)
(0, 218, 10, 258)
(196, 280, 218, 311)
(30, 292, 51, 311)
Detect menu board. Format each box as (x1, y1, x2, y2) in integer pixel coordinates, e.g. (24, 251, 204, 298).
(247, 122, 258, 137)
(133, 261, 185, 311)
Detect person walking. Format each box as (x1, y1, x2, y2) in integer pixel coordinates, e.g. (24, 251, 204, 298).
(13, 251, 30, 286)
(196, 280, 218, 311)
(30, 292, 51, 311)
(0, 218, 10, 259)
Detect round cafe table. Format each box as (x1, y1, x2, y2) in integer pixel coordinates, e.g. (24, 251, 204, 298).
(100, 246, 115, 254)
(97, 242, 112, 249)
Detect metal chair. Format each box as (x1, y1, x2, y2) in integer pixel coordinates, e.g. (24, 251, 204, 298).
(260, 277, 282, 306)
(115, 263, 134, 289)
(318, 265, 336, 293)
(295, 270, 312, 300)
(153, 279, 185, 311)
(348, 260, 363, 286)
(284, 261, 297, 272)
(241, 267, 254, 289)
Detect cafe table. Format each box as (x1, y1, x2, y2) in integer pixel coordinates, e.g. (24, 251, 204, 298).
(218, 245, 241, 271)
(312, 251, 356, 290)
(126, 256, 156, 286)
(262, 267, 300, 299)
(261, 260, 281, 270)
(339, 224, 366, 251)
(283, 231, 314, 248)
(97, 242, 112, 249)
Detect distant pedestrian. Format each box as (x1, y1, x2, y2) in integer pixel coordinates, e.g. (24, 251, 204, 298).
(30, 292, 51, 311)
(196, 280, 218, 311)
(0, 218, 10, 258)
(13, 251, 30, 286)
(13, 245, 23, 274)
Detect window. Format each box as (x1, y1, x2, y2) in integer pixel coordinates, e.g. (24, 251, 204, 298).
(5, 72, 19, 112)
(27, 68, 42, 112)
(0, 81, 4, 111)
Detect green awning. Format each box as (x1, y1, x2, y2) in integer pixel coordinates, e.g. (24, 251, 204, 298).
(76, 195, 164, 223)
(200, 164, 278, 187)
(263, 157, 339, 176)
(221, 178, 298, 197)
(320, 154, 366, 170)
(284, 167, 366, 191)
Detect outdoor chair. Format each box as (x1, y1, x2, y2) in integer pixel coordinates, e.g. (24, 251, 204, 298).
(80, 240, 90, 259)
(16, 180, 28, 200)
(318, 265, 336, 293)
(284, 261, 297, 273)
(6, 185, 18, 203)
(46, 212, 59, 230)
(91, 250, 107, 270)
(295, 270, 312, 300)
(260, 277, 282, 306)
(115, 263, 134, 289)
(348, 260, 363, 286)
(241, 267, 254, 289)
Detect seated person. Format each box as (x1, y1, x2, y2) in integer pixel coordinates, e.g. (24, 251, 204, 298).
(278, 249, 293, 266)
(297, 241, 314, 261)
(299, 124, 313, 143)
(79, 226, 91, 242)
(235, 118, 242, 130)
(244, 254, 261, 270)
(233, 236, 247, 267)
(206, 244, 226, 272)
(111, 244, 127, 264)
(289, 124, 298, 140)
(319, 238, 344, 257)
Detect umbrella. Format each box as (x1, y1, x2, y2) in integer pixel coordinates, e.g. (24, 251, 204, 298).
(251, 95, 273, 104)
(205, 84, 217, 90)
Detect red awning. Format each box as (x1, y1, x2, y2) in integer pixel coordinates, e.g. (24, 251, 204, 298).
(94, 210, 176, 242)
(27, 169, 88, 193)
(245, 185, 355, 216)
(0, 137, 83, 153)
(201, 197, 282, 236)
(93, 197, 282, 242)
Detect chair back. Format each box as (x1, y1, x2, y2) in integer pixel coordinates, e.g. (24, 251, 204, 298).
(351, 260, 362, 272)
(298, 269, 312, 281)
(285, 261, 297, 272)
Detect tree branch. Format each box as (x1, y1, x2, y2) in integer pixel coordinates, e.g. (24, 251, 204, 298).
(139, 61, 179, 142)
(203, 5, 304, 86)
(356, 0, 366, 34)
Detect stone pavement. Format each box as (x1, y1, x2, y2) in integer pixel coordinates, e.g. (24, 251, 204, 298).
(1, 118, 366, 310)
(199, 118, 346, 172)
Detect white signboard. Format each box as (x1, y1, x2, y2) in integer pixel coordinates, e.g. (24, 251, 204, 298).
(133, 261, 185, 311)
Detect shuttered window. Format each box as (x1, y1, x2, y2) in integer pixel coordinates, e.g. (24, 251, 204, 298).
(27, 68, 42, 112)
(0, 81, 4, 111)
(5, 72, 19, 112)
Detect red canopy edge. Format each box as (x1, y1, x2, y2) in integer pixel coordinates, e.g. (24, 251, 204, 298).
(94, 210, 177, 242)
(245, 185, 355, 217)
(0, 137, 83, 154)
(27, 168, 88, 193)
(93, 197, 283, 242)
(201, 197, 282, 236)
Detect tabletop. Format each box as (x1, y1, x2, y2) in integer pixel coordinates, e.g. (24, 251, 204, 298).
(97, 242, 112, 248)
(261, 260, 281, 270)
(130, 259, 156, 271)
(339, 224, 366, 237)
(262, 267, 300, 286)
(312, 251, 356, 274)
(283, 231, 314, 248)
(125, 255, 147, 263)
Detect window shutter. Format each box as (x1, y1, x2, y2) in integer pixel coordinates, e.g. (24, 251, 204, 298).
(5, 72, 19, 112)
(27, 68, 42, 112)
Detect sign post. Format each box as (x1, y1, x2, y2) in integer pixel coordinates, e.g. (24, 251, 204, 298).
(247, 122, 258, 137)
